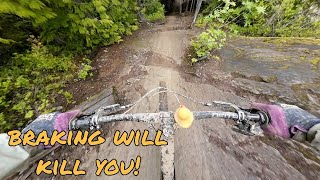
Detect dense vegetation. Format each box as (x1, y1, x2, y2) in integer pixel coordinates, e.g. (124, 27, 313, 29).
(142, 0, 165, 22)
(192, 0, 320, 61)
(0, 0, 165, 132)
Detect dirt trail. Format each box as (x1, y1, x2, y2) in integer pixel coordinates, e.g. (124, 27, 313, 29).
(31, 15, 320, 179)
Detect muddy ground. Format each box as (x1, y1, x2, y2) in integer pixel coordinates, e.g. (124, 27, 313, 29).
(25, 15, 320, 179)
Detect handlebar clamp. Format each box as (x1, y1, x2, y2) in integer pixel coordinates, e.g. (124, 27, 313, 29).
(232, 110, 269, 136)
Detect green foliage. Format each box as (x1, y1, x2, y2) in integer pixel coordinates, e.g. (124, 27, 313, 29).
(0, 0, 140, 54)
(142, 0, 165, 22)
(191, 0, 319, 63)
(0, 0, 57, 24)
(0, 37, 15, 44)
(192, 27, 226, 59)
(0, 14, 34, 64)
(0, 39, 76, 132)
(78, 58, 93, 80)
(39, 0, 139, 53)
(198, 0, 320, 37)
(0, 0, 142, 132)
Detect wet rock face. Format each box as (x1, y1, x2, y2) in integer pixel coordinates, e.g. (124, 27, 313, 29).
(258, 135, 320, 179)
(217, 37, 320, 115)
(188, 37, 320, 179)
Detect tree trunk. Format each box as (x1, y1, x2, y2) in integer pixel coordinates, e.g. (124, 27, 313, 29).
(192, 0, 203, 25)
(186, 0, 189, 12)
(190, 0, 194, 12)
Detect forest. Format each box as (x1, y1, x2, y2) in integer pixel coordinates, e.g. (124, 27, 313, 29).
(0, 0, 319, 132)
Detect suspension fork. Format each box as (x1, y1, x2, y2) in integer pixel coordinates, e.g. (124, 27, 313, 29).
(159, 81, 175, 180)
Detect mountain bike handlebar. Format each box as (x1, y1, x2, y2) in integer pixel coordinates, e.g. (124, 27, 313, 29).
(69, 85, 271, 136)
(71, 109, 269, 135)
(66, 84, 274, 180)
(69, 85, 270, 180)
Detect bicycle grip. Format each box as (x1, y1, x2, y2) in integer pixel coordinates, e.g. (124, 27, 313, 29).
(70, 118, 91, 130)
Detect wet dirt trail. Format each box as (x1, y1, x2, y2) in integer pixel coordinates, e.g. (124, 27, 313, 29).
(32, 15, 320, 180)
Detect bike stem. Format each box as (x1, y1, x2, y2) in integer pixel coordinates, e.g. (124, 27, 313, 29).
(159, 81, 175, 180)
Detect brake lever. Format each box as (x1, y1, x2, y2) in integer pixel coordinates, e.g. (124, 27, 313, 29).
(232, 109, 267, 136)
(96, 104, 133, 115)
(204, 101, 269, 136)
(232, 120, 263, 136)
(204, 101, 241, 112)
(71, 104, 133, 130)
(91, 104, 133, 129)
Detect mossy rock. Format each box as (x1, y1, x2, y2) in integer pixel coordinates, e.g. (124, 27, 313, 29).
(261, 37, 320, 46)
(310, 58, 320, 70)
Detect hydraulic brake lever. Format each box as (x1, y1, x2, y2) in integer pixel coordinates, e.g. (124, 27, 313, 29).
(204, 101, 269, 136)
(232, 119, 261, 136)
(204, 101, 241, 112)
(71, 104, 133, 130)
(232, 110, 269, 136)
(204, 101, 246, 121)
(91, 104, 133, 129)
